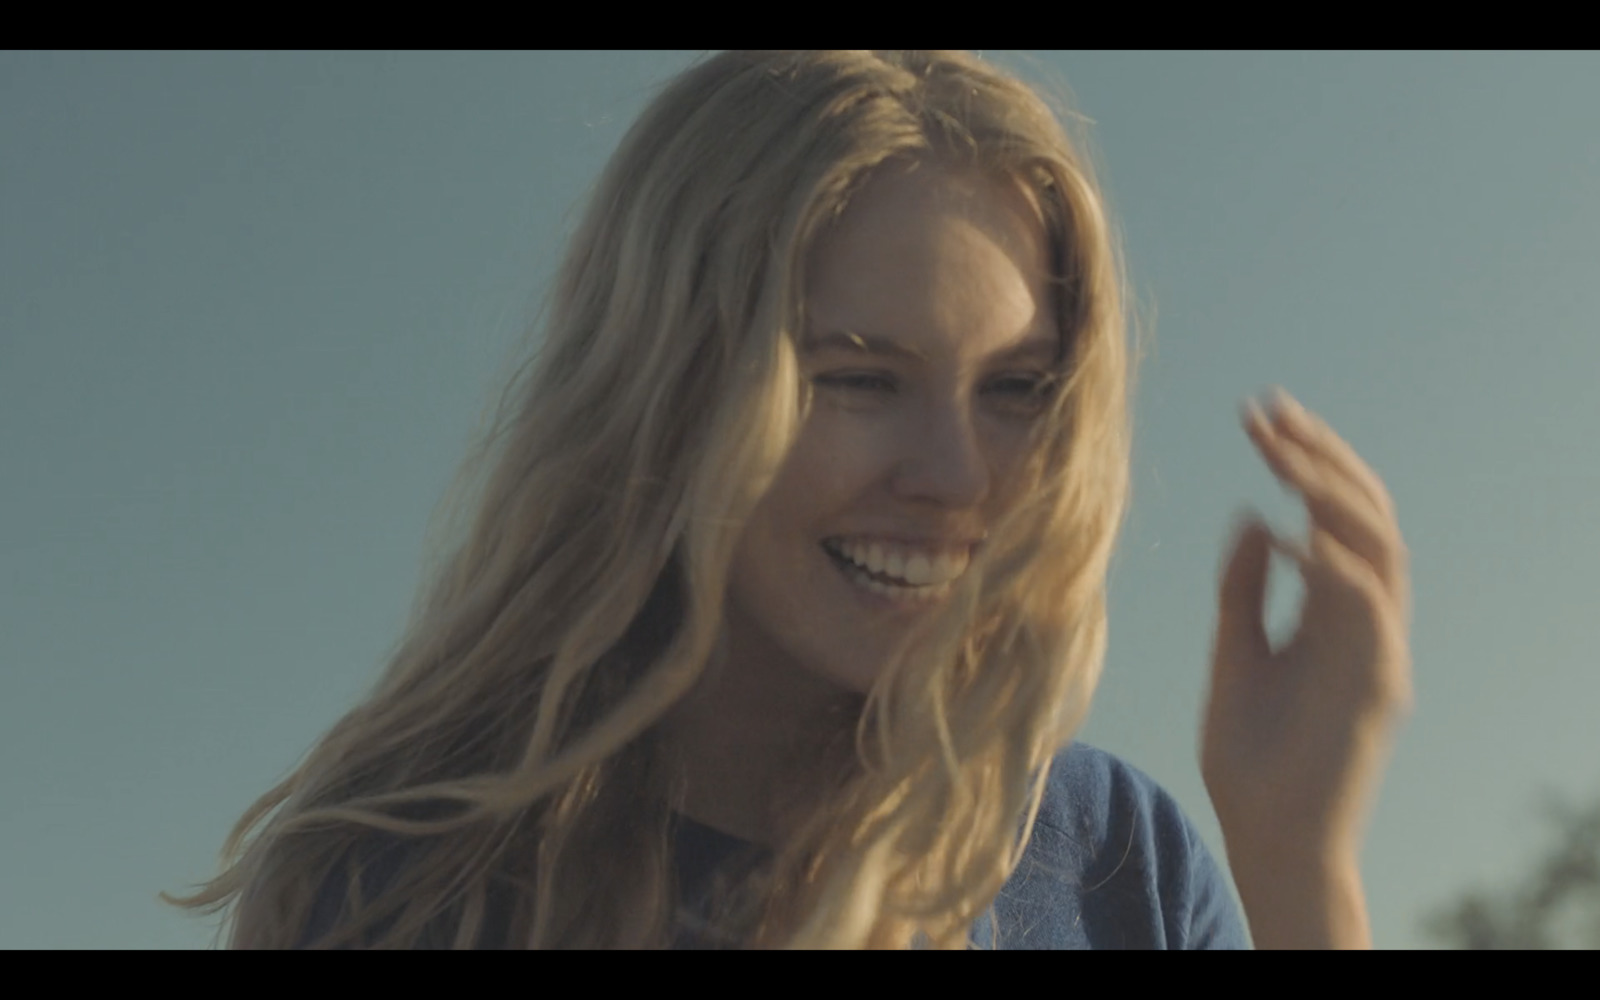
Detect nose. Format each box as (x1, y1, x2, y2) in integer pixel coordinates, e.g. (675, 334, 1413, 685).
(887, 400, 991, 511)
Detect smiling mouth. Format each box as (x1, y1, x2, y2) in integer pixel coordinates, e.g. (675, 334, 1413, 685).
(819, 538, 964, 605)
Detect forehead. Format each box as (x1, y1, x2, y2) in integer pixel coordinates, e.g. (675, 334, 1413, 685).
(803, 161, 1055, 361)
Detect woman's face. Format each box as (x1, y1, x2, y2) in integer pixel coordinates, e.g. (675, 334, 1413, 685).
(724, 160, 1059, 697)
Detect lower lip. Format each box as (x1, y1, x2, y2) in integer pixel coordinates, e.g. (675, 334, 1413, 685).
(823, 546, 953, 611)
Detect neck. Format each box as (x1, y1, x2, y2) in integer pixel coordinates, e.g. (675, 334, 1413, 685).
(657, 634, 862, 848)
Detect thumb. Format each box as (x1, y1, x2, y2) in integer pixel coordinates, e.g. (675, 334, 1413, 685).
(1212, 512, 1273, 674)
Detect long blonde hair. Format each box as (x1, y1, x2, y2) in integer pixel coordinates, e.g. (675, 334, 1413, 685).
(161, 50, 1138, 949)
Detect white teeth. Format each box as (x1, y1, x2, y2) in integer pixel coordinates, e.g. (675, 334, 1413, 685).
(866, 543, 885, 575)
(845, 560, 953, 604)
(903, 554, 931, 586)
(825, 537, 969, 598)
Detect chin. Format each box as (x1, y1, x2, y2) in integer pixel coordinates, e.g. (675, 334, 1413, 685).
(788, 626, 899, 698)
(805, 659, 879, 698)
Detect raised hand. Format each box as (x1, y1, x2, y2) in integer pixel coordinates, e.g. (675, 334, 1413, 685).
(1200, 388, 1413, 948)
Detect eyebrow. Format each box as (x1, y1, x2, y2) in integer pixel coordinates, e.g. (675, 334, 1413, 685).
(800, 329, 927, 361)
(800, 329, 1060, 364)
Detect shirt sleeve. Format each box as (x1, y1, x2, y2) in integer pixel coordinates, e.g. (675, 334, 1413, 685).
(1176, 815, 1252, 949)
(982, 743, 1251, 949)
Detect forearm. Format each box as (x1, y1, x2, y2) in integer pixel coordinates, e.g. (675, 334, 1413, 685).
(1228, 851, 1373, 949)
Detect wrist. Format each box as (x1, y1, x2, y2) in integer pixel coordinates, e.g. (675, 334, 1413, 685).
(1227, 849, 1372, 949)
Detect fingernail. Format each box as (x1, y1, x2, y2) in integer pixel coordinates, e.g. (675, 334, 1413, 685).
(1270, 386, 1299, 418)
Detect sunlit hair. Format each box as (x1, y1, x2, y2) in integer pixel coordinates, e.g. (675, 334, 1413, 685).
(162, 49, 1139, 949)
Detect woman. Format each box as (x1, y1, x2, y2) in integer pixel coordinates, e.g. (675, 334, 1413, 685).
(163, 50, 1411, 949)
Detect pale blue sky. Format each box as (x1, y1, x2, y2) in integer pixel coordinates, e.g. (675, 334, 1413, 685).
(3, 51, 1596, 949)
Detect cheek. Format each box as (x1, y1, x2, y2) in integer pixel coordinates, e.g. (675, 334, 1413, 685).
(767, 407, 893, 518)
(979, 417, 1042, 501)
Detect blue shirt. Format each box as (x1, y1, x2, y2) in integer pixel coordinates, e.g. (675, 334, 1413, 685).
(972, 742, 1249, 949)
(299, 742, 1249, 949)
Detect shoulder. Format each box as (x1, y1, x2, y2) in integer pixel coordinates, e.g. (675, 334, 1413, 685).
(976, 742, 1250, 950)
(1033, 741, 1190, 845)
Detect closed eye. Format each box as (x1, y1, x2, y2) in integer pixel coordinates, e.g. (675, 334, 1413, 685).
(814, 372, 897, 393)
(811, 371, 1056, 410)
(985, 373, 1057, 415)
(987, 375, 1049, 395)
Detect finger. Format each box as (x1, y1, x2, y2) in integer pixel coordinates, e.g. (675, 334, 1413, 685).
(1265, 388, 1399, 526)
(1213, 514, 1274, 673)
(1244, 404, 1409, 611)
(1267, 430, 1409, 622)
(1259, 525, 1393, 634)
(1267, 524, 1410, 663)
(1302, 528, 1415, 710)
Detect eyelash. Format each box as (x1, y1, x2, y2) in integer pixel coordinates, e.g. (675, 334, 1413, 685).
(813, 372, 1054, 401)
(816, 373, 897, 393)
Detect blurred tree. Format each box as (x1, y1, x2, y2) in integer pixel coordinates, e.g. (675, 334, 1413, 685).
(1424, 792, 1600, 949)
